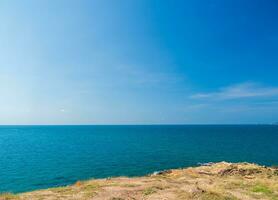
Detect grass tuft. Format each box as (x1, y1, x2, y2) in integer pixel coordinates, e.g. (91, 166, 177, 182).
(143, 187, 156, 196)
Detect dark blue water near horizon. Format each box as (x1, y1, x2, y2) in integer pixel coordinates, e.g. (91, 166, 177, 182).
(0, 125, 278, 193)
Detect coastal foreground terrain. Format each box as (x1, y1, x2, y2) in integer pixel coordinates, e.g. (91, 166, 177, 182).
(1, 162, 278, 200)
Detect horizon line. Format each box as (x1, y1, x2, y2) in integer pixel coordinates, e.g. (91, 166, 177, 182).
(0, 123, 275, 126)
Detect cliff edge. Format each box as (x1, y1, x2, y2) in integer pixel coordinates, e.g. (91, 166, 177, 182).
(1, 162, 278, 200)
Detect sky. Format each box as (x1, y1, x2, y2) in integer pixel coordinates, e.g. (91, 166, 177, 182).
(0, 0, 278, 124)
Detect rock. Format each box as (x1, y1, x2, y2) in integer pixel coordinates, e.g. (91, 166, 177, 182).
(219, 165, 262, 176)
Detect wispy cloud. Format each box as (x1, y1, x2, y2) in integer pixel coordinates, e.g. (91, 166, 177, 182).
(191, 82, 278, 100)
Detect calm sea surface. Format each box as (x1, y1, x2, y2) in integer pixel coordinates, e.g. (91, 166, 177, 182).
(0, 125, 277, 193)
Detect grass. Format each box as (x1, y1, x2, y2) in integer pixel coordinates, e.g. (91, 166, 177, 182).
(121, 183, 139, 187)
(246, 182, 278, 200)
(48, 182, 100, 199)
(251, 184, 273, 195)
(82, 183, 100, 191)
(0, 193, 18, 200)
(2, 162, 278, 200)
(143, 187, 156, 196)
(199, 191, 238, 200)
(50, 186, 73, 194)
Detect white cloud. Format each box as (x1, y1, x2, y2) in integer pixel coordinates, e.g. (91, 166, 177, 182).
(191, 82, 278, 100)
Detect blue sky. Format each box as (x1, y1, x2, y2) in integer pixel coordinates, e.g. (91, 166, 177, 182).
(0, 0, 278, 124)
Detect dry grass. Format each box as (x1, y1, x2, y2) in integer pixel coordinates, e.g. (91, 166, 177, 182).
(1, 162, 278, 200)
(0, 193, 19, 200)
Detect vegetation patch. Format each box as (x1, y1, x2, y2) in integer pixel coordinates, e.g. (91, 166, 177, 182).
(122, 183, 139, 187)
(199, 191, 237, 200)
(50, 186, 73, 194)
(143, 187, 157, 196)
(0, 193, 18, 200)
(82, 183, 100, 191)
(251, 183, 273, 195)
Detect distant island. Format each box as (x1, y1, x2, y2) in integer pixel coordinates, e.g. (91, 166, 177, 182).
(1, 162, 278, 200)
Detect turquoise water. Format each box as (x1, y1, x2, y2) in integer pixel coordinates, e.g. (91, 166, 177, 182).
(0, 125, 277, 193)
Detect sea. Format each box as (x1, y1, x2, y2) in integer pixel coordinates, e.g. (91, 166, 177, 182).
(0, 125, 277, 193)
